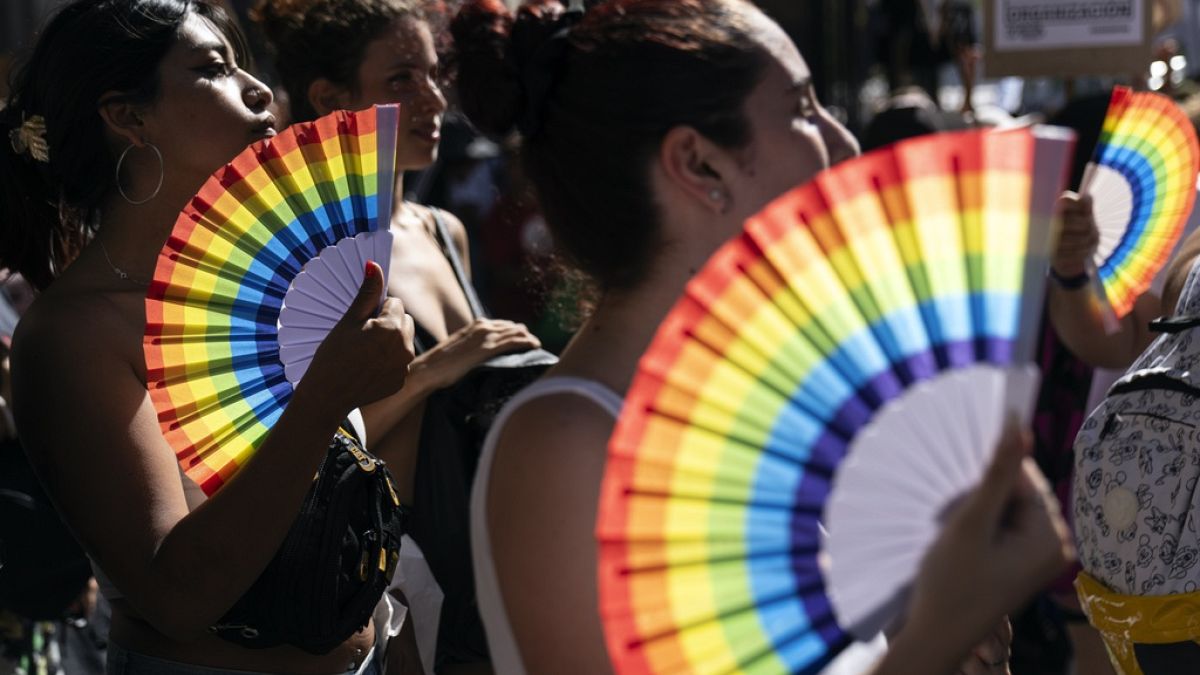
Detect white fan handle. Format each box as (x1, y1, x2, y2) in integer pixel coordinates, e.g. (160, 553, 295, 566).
(1073, 162, 1121, 334)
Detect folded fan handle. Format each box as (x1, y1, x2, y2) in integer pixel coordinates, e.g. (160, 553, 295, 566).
(1077, 164, 1121, 334)
(1003, 363, 1042, 429)
(1079, 161, 1098, 195)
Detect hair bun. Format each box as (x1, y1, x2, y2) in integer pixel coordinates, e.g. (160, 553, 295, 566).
(451, 0, 574, 139)
(451, 0, 521, 138)
(249, 0, 315, 49)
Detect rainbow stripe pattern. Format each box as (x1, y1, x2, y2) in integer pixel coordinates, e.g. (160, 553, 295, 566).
(1089, 86, 1199, 318)
(145, 105, 399, 495)
(596, 128, 1074, 674)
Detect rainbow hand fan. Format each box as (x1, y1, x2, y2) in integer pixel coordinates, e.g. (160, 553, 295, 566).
(1081, 86, 1200, 321)
(145, 104, 400, 495)
(596, 126, 1075, 674)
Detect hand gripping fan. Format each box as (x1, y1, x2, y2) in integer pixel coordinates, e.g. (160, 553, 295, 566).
(1081, 86, 1200, 323)
(596, 126, 1076, 674)
(145, 104, 400, 495)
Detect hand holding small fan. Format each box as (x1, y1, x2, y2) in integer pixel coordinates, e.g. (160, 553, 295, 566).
(596, 126, 1075, 674)
(1079, 86, 1200, 326)
(145, 104, 401, 495)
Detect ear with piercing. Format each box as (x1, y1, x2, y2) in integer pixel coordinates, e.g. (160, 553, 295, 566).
(708, 188, 729, 213)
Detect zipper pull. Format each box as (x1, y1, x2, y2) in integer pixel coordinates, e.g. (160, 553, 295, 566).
(336, 426, 374, 471)
(346, 443, 376, 472)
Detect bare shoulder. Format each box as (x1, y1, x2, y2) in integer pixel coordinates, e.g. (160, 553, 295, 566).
(11, 285, 189, 565)
(492, 391, 617, 466)
(11, 287, 150, 470)
(13, 288, 138, 379)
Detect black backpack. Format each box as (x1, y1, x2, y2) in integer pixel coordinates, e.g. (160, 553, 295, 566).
(210, 423, 407, 655)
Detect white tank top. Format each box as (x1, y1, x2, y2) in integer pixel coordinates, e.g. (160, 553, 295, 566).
(470, 376, 622, 675)
(468, 379, 891, 674)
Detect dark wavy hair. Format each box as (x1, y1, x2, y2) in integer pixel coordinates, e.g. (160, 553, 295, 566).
(451, 0, 769, 291)
(251, 0, 430, 123)
(0, 0, 248, 290)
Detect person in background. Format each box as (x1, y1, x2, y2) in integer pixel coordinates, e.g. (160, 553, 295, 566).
(252, 1, 541, 670)
(451, 1, 1070, 673)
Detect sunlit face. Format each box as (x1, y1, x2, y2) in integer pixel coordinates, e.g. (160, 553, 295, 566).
(344, 17, 447, 171)
(139, 14, 276, 192)
(728, 9, 859, 219)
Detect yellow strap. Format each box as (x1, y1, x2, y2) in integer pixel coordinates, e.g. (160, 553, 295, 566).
(1075, 572, 1200, 675)
(1076, 572, 1200, 644)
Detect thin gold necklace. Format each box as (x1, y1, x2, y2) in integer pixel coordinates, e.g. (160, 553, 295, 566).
(97, 236, 150, 287)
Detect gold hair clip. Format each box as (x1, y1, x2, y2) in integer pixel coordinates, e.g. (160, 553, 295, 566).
(8, 114, 49, 163)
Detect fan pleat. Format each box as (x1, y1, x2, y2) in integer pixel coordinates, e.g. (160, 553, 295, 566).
(741, 218, 903, 417)
(670, 259, 874, 443)
(604, 538, 820, 575)
(608, 555, 828, 674)
(607, 420, 811, 510)
(809, 175, 936, 386)
(892, 140, 976, 369)
(277, 305, 340, 330)
(158, 370, 290, 431)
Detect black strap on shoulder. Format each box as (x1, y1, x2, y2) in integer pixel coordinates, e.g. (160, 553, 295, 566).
(1148, 315, 1200, 334)
(430, 208, 487, 319)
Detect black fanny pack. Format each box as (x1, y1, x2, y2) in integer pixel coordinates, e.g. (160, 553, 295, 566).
(210, 422, 406, 655)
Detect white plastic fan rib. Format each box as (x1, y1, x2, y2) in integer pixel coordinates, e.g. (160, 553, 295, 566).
(820, 363, 1041, 640)
(277, 230, 394, 385)
(1081, 161, 1135, 266)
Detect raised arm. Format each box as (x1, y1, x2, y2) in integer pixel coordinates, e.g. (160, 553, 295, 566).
(12, 262, 414, 642)
(1047, 193, 1161, 369)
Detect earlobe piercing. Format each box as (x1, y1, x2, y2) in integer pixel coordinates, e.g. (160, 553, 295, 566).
(709, 189, 723, 202)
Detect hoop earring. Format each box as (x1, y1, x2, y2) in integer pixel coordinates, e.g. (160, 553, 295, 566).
(116, 142, 164, 206)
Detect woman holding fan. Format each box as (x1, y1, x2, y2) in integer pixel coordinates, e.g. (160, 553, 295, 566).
(1049, 90, 1200, 672)
(451, 0, 1072, 673)
(252, 1, 543, 669)
(251, 0, 542, 479)
(0, 1, 415, 672)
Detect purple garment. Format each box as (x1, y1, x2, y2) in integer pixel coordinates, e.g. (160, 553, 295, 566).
(1031, 309, 1094, 594)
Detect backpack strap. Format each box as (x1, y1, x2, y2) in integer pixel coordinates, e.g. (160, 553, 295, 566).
(1148, 315, 1200, 334)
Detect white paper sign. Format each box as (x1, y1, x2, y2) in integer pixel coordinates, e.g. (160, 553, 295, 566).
(994, 0, 1145, 51)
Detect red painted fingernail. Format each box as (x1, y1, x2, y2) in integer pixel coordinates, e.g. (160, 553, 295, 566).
(364, 261, 377, 278)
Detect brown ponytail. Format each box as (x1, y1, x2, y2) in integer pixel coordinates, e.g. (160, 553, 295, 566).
(451, 0, 768, 291)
